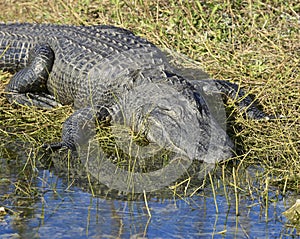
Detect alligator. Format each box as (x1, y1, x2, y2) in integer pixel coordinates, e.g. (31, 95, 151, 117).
(0, 23, 271, 193)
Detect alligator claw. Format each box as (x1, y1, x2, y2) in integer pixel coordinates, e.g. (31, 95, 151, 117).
(42, 142, 66, 151)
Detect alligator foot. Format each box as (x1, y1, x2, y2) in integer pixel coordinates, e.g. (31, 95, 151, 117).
(192, 79, 277, 120)
(43, 106, 111, 152)
(6, 92, 61, 108)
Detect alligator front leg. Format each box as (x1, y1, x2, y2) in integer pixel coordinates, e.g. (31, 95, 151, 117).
(44, 106, 111, 151)
(5, 43, 61, 108)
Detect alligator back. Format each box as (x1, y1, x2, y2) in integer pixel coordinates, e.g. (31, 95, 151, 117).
(0, 23, 169, 107)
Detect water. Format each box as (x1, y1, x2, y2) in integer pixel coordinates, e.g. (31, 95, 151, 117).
(0, 151, 299, 238)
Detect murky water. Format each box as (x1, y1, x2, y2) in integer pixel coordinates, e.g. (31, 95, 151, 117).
(0, 149, 299, 239)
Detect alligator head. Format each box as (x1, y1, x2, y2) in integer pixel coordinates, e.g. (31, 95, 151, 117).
(80, 75, 231, 192)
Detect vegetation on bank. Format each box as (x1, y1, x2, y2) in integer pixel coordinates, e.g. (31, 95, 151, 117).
(0, 0, 299, 197)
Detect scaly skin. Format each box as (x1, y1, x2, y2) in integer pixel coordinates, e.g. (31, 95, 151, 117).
(0, 23, 271, 192)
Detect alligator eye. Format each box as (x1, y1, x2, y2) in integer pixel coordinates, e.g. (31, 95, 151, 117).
(157, 106, 176, 115)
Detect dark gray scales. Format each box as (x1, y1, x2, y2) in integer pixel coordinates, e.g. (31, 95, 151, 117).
(0, 23, 271, 166)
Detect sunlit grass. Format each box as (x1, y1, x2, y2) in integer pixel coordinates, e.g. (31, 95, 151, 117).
(0, 0, 299, 204)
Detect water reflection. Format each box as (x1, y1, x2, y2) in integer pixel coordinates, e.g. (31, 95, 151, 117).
(0, 153, 299, 238)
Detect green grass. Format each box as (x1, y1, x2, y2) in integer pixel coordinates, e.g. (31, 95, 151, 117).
(0, 0, 299, 196)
